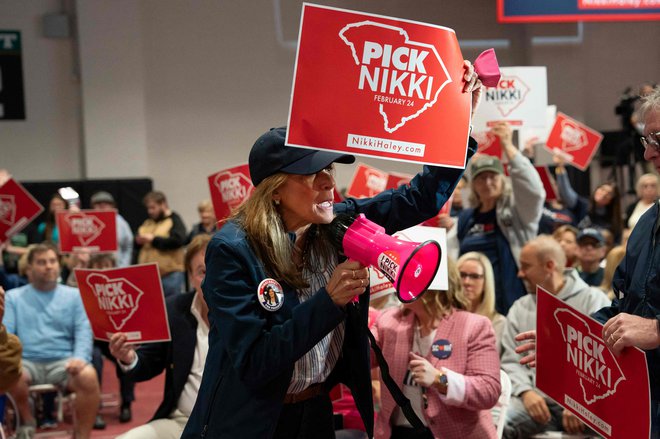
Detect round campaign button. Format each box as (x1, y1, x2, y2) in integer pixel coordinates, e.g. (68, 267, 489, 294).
(431, 339, 452, 359)
(257, 278, 284, 312)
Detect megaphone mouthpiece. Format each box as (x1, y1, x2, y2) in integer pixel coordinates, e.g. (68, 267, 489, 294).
(328, 213, 357, 251)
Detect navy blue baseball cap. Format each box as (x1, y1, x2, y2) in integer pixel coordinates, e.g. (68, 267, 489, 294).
(248, 127, 355, 186)
(577, 228, 605, 246)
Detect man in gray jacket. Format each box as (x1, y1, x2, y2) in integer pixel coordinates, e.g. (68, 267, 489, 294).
(501, 235, 611, 439)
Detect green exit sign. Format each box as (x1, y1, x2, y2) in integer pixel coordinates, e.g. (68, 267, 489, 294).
(0, 31, 21, 52)
(0, 30, 25, 120)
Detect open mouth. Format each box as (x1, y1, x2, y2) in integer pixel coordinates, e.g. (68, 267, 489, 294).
(318, 200, 333, 210)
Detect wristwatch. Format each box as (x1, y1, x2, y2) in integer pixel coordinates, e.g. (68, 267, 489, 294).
(434, 370, 448, 392)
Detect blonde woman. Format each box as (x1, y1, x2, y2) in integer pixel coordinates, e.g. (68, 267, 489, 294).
(182, 85, 482, 439)
(456, 122, 545, 315)
(457, 252, 506, 350)
(371, 259, 501, 439)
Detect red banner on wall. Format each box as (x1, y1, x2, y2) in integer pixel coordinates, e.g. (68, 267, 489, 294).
(544, 112, 603, 171)
(287, 4, 471, 168)
(75, 263, 171, 343)
(0, 178, 44, 245)
(536, 287, 650, 439)
(207, 164, 254, 222)
(56, 210, 117, 253)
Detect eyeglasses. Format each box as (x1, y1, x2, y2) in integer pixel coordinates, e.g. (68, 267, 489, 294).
(641, 131, 660, 153)
(459, 272, 484, 280)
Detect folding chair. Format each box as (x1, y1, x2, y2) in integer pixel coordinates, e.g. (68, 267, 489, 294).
(28, 384, 76, 438)
(493, 369, 512, 439)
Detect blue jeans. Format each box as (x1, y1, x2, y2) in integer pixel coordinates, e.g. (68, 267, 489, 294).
(161, 271, 185, 298)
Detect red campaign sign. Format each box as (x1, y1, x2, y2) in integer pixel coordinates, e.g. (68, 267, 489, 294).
(536, 287, 650, 439)
(0, 178, 44, 245)
(287, 4, 471, 168)
(207, 164, 254, 222)
(56, 210, 117, 253)
(369, 267, 395, 300)
(535, 166, 558, 201)
(473, 130, 503, 159)
(346, 163, 452, 224)
(346, 163, 389, 199)
(385, 169, 455, 226)
(421, 195, 453, 227)
(75, 263, 171, 343)
(544, 112, 603, 171)
(386, 171, 414, 191)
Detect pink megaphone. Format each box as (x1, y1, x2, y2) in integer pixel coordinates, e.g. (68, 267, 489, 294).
(329, 213, 441, 303)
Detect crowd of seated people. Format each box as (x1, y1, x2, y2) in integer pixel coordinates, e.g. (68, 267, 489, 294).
(1, 84, 658, 439)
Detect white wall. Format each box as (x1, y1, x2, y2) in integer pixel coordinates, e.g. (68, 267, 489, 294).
(0, 0, 82, 181)
(2, 0, 659, 226)
(76, 0, 149, 179)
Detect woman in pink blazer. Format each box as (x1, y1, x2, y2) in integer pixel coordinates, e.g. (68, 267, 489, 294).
(371, 260, 501, 439)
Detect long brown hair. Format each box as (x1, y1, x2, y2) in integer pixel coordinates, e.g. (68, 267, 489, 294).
(589, 182, 622, 238)
(230, 173, 336, 289)
(44, 193, 66, 243)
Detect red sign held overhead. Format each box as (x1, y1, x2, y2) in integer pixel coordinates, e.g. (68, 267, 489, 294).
(207, 164, 254, 222)
(287, 4, 471, 168)
(534, 166, 559, 202)
(346, 163, 389, 199)
(75, 263, 171, 343)
(473, 130, 503, 159)
(56, 210, 117, 253)
(386, 171, 414, 191)
(545, 112, 603, 171)
(0, 178, 44, 245)
(346, 163, 451, 225)
(536, 287, 650, 439)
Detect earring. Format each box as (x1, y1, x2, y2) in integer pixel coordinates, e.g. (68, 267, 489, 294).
(274, 199, 280, 206)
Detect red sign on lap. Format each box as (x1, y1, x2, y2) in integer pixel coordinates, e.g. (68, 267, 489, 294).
(56, 210, 117, 253)
(75, 263, 171, 343)
(545, 112, 603, 171)
(0, 178, 44, 245)
(287, 4, 471, 168)
(208, 164, 254, 222)
(536, 287, 650, 439)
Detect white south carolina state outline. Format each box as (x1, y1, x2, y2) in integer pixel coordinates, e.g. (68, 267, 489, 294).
(86, 273, 144, 331)
(338, 21, 452, 133)
(554, 308, 626, 405)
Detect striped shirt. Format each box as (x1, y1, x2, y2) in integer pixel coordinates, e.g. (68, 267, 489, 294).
(287, 255, 345, 393)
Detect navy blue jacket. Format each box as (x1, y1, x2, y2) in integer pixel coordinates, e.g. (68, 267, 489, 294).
(593, 201, 660, 400)
(181, 140, 475, 439)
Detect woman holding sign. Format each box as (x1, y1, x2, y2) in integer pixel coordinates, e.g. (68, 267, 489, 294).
(181, 63, 482, 439)
(455, 122, 545, 315)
